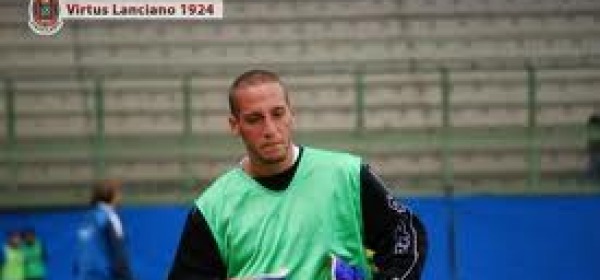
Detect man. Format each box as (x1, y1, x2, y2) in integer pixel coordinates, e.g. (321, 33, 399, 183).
(22, 229, 47, 280)
(74, 180, 134, 280)
(168, 70, 427, 279)
(587, 113, 600, 184)
(1, 230, 25, 280)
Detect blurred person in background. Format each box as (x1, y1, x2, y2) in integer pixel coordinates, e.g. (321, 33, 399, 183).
(74, 180, 134, 280)
(1, 230, 25, 280)
(168, 70, 427, 279)
(22, 229, 47, 280)
(588, 113, 600, 184)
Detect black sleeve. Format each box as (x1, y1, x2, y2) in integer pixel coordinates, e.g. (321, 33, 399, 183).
(106, 219, 134, 280)
(361, 164, 428, 280)
(168, 208, 227, 280)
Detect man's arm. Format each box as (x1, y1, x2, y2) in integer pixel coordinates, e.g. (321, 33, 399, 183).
(360, 164, 427, 279)
(168, 208, 226, 280)
(106, 218, 134, 280)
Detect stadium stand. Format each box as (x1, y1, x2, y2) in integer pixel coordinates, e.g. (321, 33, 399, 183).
(1, 0, 599, 206)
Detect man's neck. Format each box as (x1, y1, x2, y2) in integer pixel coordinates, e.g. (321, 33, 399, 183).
(98, 201, 117, 209)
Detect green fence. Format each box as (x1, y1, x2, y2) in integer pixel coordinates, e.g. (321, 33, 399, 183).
(1, 64, 599, 206)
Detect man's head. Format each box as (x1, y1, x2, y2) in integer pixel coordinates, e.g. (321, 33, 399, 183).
(90, 179, 123, 206)
(228, 70, 290, 117)
(7, 230, 22, 247)
(22, 228, 37, 244)
(228, 70, 295, 172)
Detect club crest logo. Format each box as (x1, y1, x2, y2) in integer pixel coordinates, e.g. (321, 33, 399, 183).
(28, 0, 63, 35)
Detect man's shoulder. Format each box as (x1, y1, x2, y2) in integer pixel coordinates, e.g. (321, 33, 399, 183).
(87, 205, 110, 226)
(213, 166, 243, 184)
(304, 146, 361, 164)
(194, 167, 243, 203)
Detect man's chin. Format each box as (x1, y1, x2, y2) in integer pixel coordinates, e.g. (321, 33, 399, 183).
(257, 151, 289, 164)
(260, 156, 287, 165)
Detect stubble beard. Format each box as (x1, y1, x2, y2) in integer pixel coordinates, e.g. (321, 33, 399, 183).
(251, 142, 290, 165)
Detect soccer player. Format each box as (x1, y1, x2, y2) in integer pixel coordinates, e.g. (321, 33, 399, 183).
(1, 230, 25, 280)
(74, 180, 134, 280)
(22, 229, 47, 280)
(168, 70, 427, 279)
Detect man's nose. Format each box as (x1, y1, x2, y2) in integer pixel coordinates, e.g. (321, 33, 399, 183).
(263, 117, 277, 136)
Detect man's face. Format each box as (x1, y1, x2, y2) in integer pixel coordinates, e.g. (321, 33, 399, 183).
(229, 82, 294, 165)
(9, 233, 21, 247)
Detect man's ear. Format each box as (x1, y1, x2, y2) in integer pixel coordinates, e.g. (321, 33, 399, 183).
(289, 108, 296, 126)
(229, 115, 240, 136)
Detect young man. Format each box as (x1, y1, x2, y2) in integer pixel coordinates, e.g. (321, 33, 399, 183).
(168, 70, 427, 279)
(74, 180, 134, 280)
(1, 230, 25, 280)
(587, 113, 600, 184)
(22, 229, 47, 280)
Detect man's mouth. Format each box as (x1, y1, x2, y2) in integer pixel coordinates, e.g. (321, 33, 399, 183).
(262, 142, 283, 149)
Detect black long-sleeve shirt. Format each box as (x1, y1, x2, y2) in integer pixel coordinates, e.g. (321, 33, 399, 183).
(168, 147, 427, 279)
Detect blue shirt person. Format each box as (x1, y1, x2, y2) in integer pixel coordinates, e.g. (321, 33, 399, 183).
(74, 180, 134, 280)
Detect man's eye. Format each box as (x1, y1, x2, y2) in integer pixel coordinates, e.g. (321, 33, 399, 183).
(245, 116, 261, 124)
(272, 110, 285, 118)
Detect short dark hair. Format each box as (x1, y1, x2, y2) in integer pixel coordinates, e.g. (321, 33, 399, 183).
(90, 179, 121, 205)
(228, 69, 289, 116)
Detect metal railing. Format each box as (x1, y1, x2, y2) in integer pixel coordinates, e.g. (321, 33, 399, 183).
(1, 63, 599, 206)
